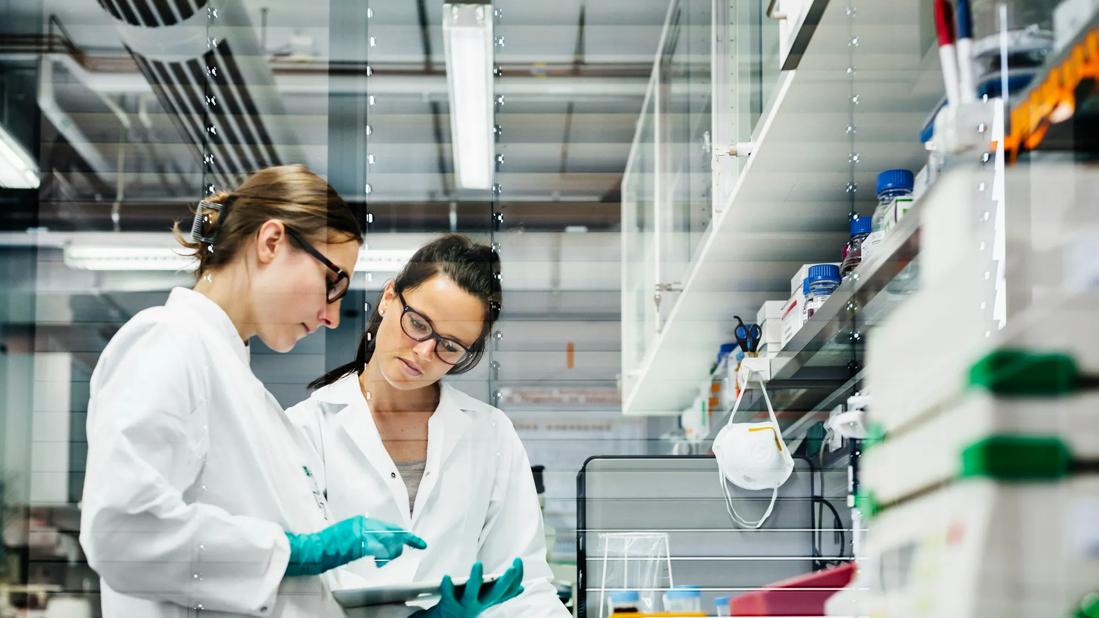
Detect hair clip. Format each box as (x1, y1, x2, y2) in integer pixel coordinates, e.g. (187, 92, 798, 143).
(191, 199, 224, 245)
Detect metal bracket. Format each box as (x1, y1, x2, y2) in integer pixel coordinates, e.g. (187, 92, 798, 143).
(713, 141, 754, 160)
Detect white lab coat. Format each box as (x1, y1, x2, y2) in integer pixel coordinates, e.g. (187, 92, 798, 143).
(79, 287, 355, 618)
(287, 374, 570, 618)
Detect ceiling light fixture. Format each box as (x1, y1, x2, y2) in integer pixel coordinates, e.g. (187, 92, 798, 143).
(63, 246, 196, 272)
(442, 2, 495, 190)
(0, 125, 40, 189)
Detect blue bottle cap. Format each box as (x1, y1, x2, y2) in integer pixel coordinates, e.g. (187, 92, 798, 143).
(808, 263, 842, 284)
(665, 586, 701, 599)
(850, 216, 872, 236)
(876, 169, 915, 196)
(717, 342, 737, 363)
(714, 595, 730, 607)
(609, 590, 641, 604)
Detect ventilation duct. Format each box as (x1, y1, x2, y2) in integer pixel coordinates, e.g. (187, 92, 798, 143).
(96, 0, 206, 28)
(97, 1, 300, 187)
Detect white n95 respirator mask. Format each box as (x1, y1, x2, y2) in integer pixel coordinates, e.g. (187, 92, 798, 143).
(712, 371, 793, 528)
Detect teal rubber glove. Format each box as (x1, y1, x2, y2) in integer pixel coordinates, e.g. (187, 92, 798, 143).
(284, 515, 427, 577)
(413, 559, 525, 618)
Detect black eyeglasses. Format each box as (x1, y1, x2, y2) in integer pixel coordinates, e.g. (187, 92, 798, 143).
(285, 228, 350, 304)
(395, 291, 472, 366)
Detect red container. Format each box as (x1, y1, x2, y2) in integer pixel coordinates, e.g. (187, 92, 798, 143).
(728, 561, 855, 616)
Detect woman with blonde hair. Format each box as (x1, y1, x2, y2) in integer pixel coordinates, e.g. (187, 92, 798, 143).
(78, 166, 524, 617)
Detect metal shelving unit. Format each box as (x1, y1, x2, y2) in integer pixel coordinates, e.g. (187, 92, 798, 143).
(622, 0, 941, 416)
(772, 195, 923, 381)
(711, 196, 923, 436)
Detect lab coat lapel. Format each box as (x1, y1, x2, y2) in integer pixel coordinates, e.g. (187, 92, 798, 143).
(339, 408, 413, 528)
(412, 384, 470, 528)
(319, 376, 412, 527)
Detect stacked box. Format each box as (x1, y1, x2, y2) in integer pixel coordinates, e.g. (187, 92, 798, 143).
(830, 164, 1099, 618)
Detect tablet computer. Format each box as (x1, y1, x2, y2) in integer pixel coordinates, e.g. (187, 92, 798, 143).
(333, 574, 501, 608)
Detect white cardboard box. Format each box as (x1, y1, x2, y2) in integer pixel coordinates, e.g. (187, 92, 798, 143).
(756, 300, 785, 323)
(780, 288, 806, 349)
(757, 300, 786, 348)
(790, 262, 840, 296)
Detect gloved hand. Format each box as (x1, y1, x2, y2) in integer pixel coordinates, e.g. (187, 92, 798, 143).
(284, 515, 427, 576)
(413, 558, 525, 618)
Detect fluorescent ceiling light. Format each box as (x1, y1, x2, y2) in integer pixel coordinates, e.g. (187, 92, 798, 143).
(0, 125, 40, 189)
(442, 2, 495, 190)
(64, 246, 197, 272)
(63, 245, 414, 274)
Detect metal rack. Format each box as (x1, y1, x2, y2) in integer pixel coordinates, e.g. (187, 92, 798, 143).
(621, 0, 941, 416)
(716, 195, 924, 437)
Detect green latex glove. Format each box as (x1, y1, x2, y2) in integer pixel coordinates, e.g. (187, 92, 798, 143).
(284, 515, 427, 577)
(413, 559, 525, 618)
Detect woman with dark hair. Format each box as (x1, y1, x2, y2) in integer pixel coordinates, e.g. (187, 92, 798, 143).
(290, 234, 569, 617)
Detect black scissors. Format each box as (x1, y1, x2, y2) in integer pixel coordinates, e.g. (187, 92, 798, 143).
(734, 315, 762, 356)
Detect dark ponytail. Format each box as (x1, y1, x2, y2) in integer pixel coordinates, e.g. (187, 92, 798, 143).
(308, 234, 502, 390)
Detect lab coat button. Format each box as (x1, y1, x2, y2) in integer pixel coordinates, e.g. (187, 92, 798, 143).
(391, 472, 397, 479)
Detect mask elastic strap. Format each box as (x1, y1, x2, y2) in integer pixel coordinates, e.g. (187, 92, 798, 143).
(757, 373, 780, 428)
(717, 464, 779, 529)
(729, 368, 780, 426)
(725, 367, 753, 426)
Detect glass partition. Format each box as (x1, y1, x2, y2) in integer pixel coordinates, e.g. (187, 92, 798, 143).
(620, 0, 782, 400)
(620, 87, 657, 397)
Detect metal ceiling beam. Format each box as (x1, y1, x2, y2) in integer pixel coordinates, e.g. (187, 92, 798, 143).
(0, 39, 650, 98)
(18, 198, 621, 232)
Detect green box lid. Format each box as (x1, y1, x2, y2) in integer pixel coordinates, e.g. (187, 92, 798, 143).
(968, 349, 1081, 396)
(865, 421, 885, 448)
(959, 435, 1072, 481)
(1073, 592, 1099, 618)
(855, 490, 879, 519)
